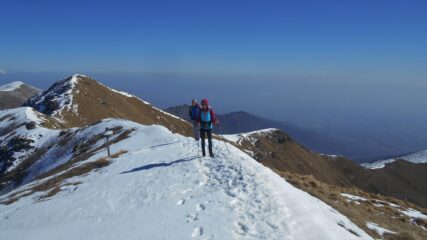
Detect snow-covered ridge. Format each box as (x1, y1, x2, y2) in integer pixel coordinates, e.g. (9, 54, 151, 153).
(0, 81, 25, 91)
(361, 150, 427, 169)
(25, 74, 83, 119)
(96, 80, 136, 99)
(224, 128, 279, 145)
(95, 79, 188, 123)
(0, 121, 372, 240)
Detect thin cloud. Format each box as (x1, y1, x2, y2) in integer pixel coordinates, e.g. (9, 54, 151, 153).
(0, 69, 6, 75)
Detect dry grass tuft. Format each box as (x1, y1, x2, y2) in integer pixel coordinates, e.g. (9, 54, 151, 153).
(110, 150, 128, 159)
(414, 218, 427, 228)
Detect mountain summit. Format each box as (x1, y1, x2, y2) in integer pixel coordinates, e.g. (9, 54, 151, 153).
(0, 81, 40, 110)
(25, 74, 191, 134)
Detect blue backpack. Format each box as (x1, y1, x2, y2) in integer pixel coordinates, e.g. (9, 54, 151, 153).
(200, 110, 213, 129)
(190, 105, 200, 120)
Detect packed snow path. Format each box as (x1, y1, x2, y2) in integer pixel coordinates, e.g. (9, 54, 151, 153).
(0, 120, 372, 240)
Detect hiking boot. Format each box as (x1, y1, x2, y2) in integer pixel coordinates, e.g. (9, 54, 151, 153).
(209, 153, 214, 158)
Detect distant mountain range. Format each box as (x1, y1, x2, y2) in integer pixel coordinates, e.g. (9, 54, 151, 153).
(165, 105, 354, 159)
(1, 75, 427, 239)
(166, 105, 427, 207)
(0, 81, 40, 110)
(165, 105, 427, 163)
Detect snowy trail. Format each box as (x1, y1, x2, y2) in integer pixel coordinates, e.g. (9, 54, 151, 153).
(0, 121, 372, 240)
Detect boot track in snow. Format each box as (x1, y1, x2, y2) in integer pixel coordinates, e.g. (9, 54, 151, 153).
(0, 120, 372, 240)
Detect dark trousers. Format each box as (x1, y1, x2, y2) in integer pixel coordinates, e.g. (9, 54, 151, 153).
(200, 128, 213, 156)
(192, 120, 200, 140)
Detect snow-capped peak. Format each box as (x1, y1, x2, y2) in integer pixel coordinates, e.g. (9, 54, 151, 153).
(24, 74, 82, 119)
(362, 150, 427, 169)
(223, 128, 280, 145)
(71, 73, 88, 79)
(0, 81, 25, 91)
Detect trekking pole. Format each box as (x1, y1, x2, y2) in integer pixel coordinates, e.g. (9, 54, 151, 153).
(194, 121, 200, 157)
(218, 124, 231, 155)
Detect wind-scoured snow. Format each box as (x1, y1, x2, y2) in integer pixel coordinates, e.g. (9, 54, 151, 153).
(341, 193, 368, 202)
(362, 150, 427, 169)
(0, 81, 24, 91)
(21, 119, 128, 185)
(399, 208, 427, 220)
(25, 74, 83, 119)
(224, 128, 279, 145)
(0, 107, 60, 172)
(340, 192, 427, 230)
(0, 120, 372, 240)
(366, 222, 396, 236)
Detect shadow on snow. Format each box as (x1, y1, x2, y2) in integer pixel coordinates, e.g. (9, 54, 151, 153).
(120, 156, 199, 174)
(149, 141, 182, 149)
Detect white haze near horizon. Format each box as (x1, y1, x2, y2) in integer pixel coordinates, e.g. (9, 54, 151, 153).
(1, 71, 427, 162)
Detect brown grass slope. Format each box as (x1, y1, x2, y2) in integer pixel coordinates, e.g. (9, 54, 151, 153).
(236, 129, 427, 208)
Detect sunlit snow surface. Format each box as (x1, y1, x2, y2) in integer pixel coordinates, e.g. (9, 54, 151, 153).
(366, 222, 396, 236)
(223, 128, 279, 145)
(0, 120, 372, 240)
(0, 81, 24, 91)
(362, 150, 427, 169)
(0, 107, 61, 172)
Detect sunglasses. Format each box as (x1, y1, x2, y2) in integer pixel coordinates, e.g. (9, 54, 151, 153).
(201, 103, 207, 106)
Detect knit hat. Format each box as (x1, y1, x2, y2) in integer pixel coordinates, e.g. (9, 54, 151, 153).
(201, 99, 209, 105)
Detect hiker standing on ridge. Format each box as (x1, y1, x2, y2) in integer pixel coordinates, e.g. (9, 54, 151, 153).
(189, 99, 200, 141)
(198, 99, 219, 157)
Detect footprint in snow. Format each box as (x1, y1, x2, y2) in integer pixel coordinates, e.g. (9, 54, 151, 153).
(186, 213, 198, 223)
(196, 203, 205, 211)
(191, 226, 203, 237)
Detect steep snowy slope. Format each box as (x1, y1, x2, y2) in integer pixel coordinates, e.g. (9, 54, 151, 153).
(0, 107, 61, 173)
(362, 150, 427, 169)
(0, 119, 372, 240)
(0, 107, 133, 195)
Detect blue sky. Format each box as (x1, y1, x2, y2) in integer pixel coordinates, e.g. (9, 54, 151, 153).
(1, 1, 427, 161)
(0, 0, 426, 81)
